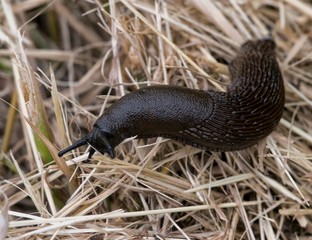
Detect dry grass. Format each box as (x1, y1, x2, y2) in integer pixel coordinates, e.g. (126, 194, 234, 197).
(0, 0, 312, 239)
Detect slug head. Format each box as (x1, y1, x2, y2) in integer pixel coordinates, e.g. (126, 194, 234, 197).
(58, 128, 115, 159)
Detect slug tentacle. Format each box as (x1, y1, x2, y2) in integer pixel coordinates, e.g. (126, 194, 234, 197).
(58, 38, 285, 159)
(58, 133, 91, 157)
(58, 129, 116, 158)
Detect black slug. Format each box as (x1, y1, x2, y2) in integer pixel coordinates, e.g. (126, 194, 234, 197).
(58, 38, 285, 159)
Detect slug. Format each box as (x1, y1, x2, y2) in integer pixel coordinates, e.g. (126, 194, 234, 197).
(58, 38, 285, 159)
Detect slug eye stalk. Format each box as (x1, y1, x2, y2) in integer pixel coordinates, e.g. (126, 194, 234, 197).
(58, 134, 90, 157)
(58, 130, 115, 159)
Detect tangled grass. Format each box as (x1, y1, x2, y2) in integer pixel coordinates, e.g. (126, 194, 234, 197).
(1, 0, 312, 239)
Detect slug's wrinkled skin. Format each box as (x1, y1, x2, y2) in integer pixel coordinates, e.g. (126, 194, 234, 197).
(58, 39, 285, 159)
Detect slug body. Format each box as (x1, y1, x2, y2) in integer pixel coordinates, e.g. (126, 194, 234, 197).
(58, 39, 285, 159)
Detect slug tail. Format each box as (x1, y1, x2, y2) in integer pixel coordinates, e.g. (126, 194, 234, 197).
(58, 134, 91, 157)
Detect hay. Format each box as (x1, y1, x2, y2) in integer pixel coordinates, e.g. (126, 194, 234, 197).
(1, 0, 312, 239)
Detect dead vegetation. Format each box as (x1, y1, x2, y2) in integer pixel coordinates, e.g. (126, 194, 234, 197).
(0, 0, 312, 239)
